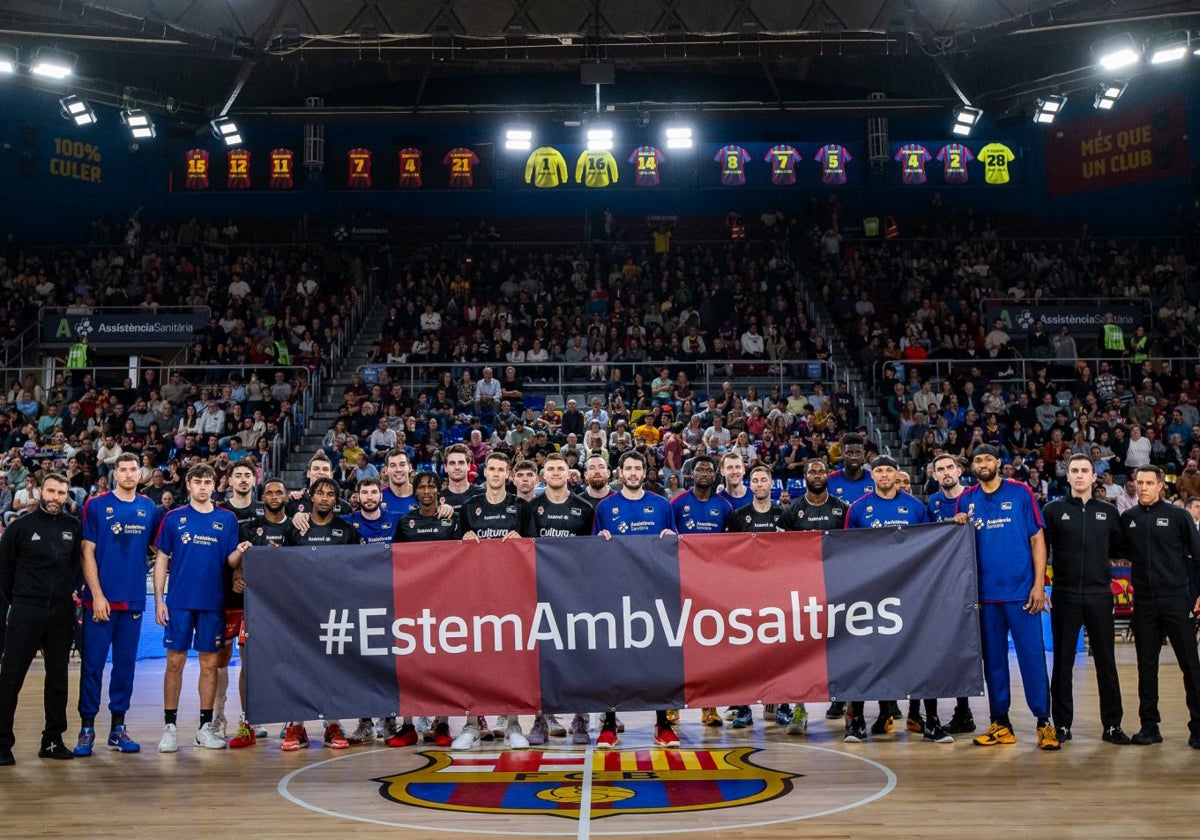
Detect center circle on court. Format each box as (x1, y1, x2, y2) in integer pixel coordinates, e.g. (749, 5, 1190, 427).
(278, 740, 896, 836)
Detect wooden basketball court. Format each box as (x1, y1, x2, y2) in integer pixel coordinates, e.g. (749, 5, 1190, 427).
(2, 645, 1198, 839)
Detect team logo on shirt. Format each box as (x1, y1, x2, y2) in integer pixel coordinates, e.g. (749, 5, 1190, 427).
(375, 748, 795, 820)
(1156, 518, 1169, 526)
(181, 532, 192, 544)
(213, 521, 224, 530)
(1000, 502, 1013, 511)
(1095, 512, 1107, 520)
(111, 523, 123, 535)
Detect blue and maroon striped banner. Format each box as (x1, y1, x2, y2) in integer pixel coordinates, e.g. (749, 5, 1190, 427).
(245, 523, 983, 722)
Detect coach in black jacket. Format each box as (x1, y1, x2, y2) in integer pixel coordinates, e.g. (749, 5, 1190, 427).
(1043, 454, 1129, 744)
(0, 473, 82, 766)
(1119, 465, 1200, 749)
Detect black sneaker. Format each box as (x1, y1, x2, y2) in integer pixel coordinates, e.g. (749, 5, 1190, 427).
(946, 710, 976, 734)
(923, 722, 955, 743)
(38, 740, 75, 760)
(843, 717, 868, 743)
(1130, 725, 1162, 745)
(1188, 733, 1200, 750)
(825, 702, 846, 720)
(1055, 725, 1072, 742)
(0, 747, 14, 766)
(1102, 726, 1131, 745)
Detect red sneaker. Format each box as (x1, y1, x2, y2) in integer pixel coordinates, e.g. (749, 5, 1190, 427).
(324, 721, 350, 749)
(385, 724, 418, 747)
(228, 722, 257, 749)
(596, 727, 618, 751)
(653, 725, 680, 748)
(281, 723, 308, 751)
(433, 722, 453, 747)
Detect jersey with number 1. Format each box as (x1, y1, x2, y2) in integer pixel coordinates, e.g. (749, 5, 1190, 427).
(629, 145, 665, 187)
(814, 144, 852, 185)
(713, 144, 751, 186)
(764, 145, 802, 185)
(895, 143, 932, 184)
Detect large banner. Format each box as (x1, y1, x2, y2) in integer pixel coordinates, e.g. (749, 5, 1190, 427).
(40, 308, 210, 346)
(983, 298, 1150, 331)
(1044, 96, 1189, 198)
(245, 524, 983, 721)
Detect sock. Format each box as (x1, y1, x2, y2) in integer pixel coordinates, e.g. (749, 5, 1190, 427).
(956, 697, 971, 713)
(908, 700, 921, 719)
(655, 710, 668, 728)
(215, 668, 229, 719)
(850, 701, 865, 719)
(111, 711, 125, 731)
(200, 708, 214, 726)
(602, 712, 617, 730)
(1036, 717, 1049, 728)
(164, 709, 178, 726)
(997, 714, 1012, 729)
(923, 699, 939, 722)
(81, 716, 96, 730)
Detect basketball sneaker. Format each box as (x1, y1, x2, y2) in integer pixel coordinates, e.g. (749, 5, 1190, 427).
(843, 717, 868, 743)
(281, 723, 309, 751)
(546, 714, 567, 738)
(504, 719, 529, 750)
(786, 707, 809, 736)
(347, 719, 376, 745)
(452, 720, 481, 750)
(1037, 723, 1061, 751)
(973, 722, 1016, 746)
(906, 714, 925, 734)
(195, 722, 227, 750)
(477, 716, 495, 741)
(73, 728, 95, 757)
(596, 727, 618, 751)
(490, 716, 508, 740)
(528, 715, 549, 746)
(571, 714, 590, 745)
(825, 702, 846, 719)
(701, 707, 723, 727)
(731, 706, 754, 729)
(923, 721, 955, 744)
(157, 723, 178, 753)
(229, 721, 257, 749)
(775, 704, 793, 726)
(947, 708, 976, 734)
(433, 722, 453, 747)
(323, 721, 349, 749)
(870, 714, 895, 737)
(107, 726, 140, 753)
(666, 709, 680, 725)
(386, 724, 418, 747)
(211, 715, 228, 740)
(653, 724, 680, 748)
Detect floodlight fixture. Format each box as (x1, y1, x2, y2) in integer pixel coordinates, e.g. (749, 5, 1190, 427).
(1033, 94, 1067, 124)
(1094, 34, 1140, 71)
(504, 128, 532, 151)
(1093, 81, 1127, 111)
(211, 116, 243, 147)
(586, 126, 613, 151)
(59, 95, 97, 126)
(665, 125, 693, 149)
(951, 105, 982, 137)
(30, 47, 77, 79)
(0, 44, 17, 74)
(1146, 31, 1191, 64)
(122, 109, 156, 139)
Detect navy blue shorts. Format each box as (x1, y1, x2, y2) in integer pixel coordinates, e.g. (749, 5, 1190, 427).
(164, 609, 225, 653)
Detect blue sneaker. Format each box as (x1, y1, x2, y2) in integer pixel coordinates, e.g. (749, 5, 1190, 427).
(731, 706, 754, 729)
(73, 727, 96, 757)
(775, 704, 793, 726)
(107, 725, 141, 753)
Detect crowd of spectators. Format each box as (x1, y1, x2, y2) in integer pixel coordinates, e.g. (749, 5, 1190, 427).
(0, 219, 371, 525)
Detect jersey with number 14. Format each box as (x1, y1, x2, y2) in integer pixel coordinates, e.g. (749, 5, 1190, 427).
(629, 146, 665, 187)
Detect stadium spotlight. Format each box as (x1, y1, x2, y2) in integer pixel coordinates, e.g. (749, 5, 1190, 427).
(210, 116, 243, 147)
(1093, 34, 1140, 71)
(0, 44, 17, 74)
(586, 126, 614, 151)
(951, 105, 982, 137)
(1033, 94, 1067, 124)
(1146, 31, 1191, 64)
(59, 95, 97, 126)
(665, 125, 693, 149)
(1093, 81, 1127, 111)
(504, 128, 532, 151)
(30, 47, 77, 79)
(122, 109, 156, 140)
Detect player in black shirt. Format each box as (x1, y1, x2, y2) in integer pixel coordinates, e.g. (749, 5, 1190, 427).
(729, 465, 786, 532)
(455, 453, 531, 750)
(439, 443, 482, 512)
(525, 453, 597, 747)
(780, 458, 848, 730)
(396, 471, 464, 542)
(285, 452, 353, 518)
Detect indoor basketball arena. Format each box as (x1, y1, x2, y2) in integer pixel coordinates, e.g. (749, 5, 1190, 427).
(1, 1, 1200, 838)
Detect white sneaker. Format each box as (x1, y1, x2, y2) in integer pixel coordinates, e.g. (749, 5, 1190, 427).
(491, 715, 509, 739)
(158, 723, 178, 753)
(349, 720, 376, 744)
(252, 724, 269, 739)
(211, 715, 227, 740)
(505, 719, 529, 750)
(195, 722, 227, 749)
(545, 714, 567, 738)
(451, 722, 481, 750)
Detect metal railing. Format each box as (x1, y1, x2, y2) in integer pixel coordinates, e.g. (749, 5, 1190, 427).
(871, 355, 1200, 394)
(352, 359, 840, 409)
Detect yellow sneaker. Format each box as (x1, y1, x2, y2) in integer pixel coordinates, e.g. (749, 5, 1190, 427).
(666, 709, 680, 725)
(973, 722, 1017, 746)
(1037, 723, 1061, 751)
(700, 707, 723, 727)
